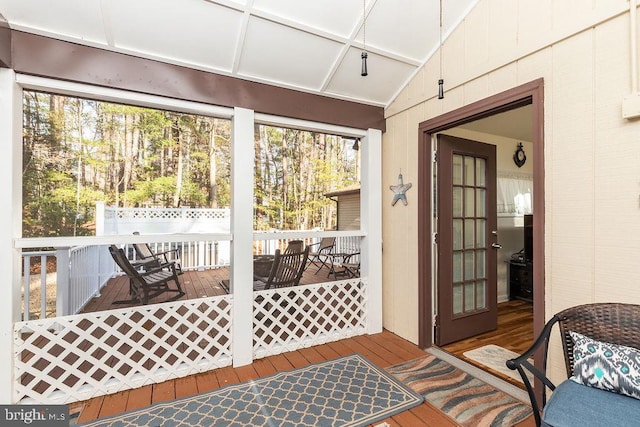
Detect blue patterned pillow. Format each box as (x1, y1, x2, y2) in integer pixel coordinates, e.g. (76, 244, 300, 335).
(569, 331, 640, 400)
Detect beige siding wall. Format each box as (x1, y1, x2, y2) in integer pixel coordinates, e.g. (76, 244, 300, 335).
(337, 194, 360, 231)
(383, 0, 640, 378)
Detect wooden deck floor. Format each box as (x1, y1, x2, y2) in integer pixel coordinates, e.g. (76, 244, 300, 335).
(81, 263, 341, 313)
(71, 330, 535, 426)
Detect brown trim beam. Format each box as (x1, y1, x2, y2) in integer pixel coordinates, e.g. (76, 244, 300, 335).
(10, 31, 385, 131)
(0, 15, 11, 68)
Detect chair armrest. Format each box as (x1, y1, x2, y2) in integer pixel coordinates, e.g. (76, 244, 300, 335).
(506, 314, 560, 427)
(139, 261, 177, 276)
(153, 248, 180, 258)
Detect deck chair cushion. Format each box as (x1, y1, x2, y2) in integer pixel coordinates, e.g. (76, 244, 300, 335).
(569, 331, 640, 400)
(542, 379, 640, 427)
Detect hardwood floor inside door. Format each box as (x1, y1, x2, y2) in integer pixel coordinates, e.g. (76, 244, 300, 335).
(441, 300, 533, 387)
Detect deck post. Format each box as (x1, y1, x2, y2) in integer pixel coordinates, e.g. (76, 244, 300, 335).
(231, 107, 255, 367)
(362, 128, 383, 334)
(56, 248, 71, 317)
(0, 68, 22, 403)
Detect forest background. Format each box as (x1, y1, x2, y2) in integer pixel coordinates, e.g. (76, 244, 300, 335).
(22, 91, 360, 238)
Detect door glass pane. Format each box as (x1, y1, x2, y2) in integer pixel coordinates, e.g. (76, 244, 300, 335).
(453, 284, 463, 314)
(453, 252, 463, 282)
(477, 280, 486, 309)
(476, 219, 486, 247)
(464, 251, 475, 280)
(464, 220, 475, 249)
(464, 157, 474, 185)
(465, 188, 475, 217)
(453, 155, 463, 185)
(464, 282, 475, 312)
(476, 250, 486, 278)
(453, 187, 463, 216)
(476, 158, 486, 187)
(453, 219, 463, 250)
(476, 188, 486, 216)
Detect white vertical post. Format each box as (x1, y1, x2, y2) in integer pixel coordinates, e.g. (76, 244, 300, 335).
(361, 128, 383, 334)
(231, 107, 255, 367)
(95, 201, 105, 236)
(56, 248, 70, 316)
(198, 241, 205, 271)
(0, 69, 21, 403)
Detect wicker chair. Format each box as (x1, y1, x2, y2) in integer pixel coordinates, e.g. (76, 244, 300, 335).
(506, 303, 640, 427)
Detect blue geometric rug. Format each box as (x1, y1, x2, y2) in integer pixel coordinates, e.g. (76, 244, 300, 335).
(80, 354, 424, 427)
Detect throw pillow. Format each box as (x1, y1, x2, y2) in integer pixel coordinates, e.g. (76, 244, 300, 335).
(569, 330, 640, 400)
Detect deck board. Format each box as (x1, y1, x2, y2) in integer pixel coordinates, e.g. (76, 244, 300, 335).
(80, 264, 341, 314)
(72, 330, 535, 426)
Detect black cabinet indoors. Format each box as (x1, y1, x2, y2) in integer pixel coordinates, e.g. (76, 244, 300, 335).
(509, 260, 533, 303)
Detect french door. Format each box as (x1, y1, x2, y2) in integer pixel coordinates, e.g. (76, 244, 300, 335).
(436, 135, 498, 345)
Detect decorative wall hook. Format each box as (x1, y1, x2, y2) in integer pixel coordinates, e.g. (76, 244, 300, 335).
(390, 172, 412, 206)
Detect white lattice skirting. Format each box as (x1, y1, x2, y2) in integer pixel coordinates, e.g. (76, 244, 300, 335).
(14, 295, 233, 404)
(253, 279, 367, 359)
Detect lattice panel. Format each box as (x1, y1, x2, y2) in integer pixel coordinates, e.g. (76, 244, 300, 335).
(110, 207, 230, 220)
(14, 296, 233, 404)
(253, 279, 367, 358)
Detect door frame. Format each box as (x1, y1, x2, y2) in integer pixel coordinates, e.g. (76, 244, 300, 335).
(417, 78, 545, 349)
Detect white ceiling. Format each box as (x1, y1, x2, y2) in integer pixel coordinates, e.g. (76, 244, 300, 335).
(459, 106, 533, 142)
(0, 0, 478, 107)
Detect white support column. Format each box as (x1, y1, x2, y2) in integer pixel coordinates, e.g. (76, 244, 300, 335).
(55, 248, 70, 317)
(231, 107, 255, 367)
(361, 128, 383, 334)
(0, 68, 22, 403)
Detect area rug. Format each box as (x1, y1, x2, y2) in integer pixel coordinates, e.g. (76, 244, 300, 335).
(463, 345, 533, 384)
(387, 353, 532, 427)
(80, 354, 424, 427)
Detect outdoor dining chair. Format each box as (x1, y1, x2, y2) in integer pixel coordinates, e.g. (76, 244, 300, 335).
(109, 245, 185, 305)
(305, 237, 336, 274)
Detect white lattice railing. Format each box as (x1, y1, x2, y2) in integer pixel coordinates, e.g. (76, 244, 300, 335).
(98, 203, 231, 236)
(253, 278, 367, 358)
(14, 295, 233, 404)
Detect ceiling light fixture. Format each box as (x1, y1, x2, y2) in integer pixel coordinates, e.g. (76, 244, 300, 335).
(438, 0, 444, 99)
(361, 0, 368, 76)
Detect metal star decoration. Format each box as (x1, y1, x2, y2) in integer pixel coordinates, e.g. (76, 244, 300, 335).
(390, 173, 412, 206)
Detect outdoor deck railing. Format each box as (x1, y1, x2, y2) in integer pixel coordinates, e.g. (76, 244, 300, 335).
(21, 235, 359, 319)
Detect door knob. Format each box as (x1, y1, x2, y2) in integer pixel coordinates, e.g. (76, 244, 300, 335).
(491, 243, 502, 249)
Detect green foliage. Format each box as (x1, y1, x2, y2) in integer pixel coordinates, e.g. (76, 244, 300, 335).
(22, 91, 357, 237)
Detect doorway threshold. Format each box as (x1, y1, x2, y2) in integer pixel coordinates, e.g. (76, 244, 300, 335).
(428, 346, 529, 403)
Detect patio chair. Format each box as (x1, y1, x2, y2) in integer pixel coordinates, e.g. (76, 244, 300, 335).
(132, 234, 183, 275)
(109, 245, 185, 305)
(284, 239, 304, 254)
(254, 247, 310, 291)
(330, 252, 360, 279)
(305, 237, 336, 274)
(506, 303, 640, 427)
